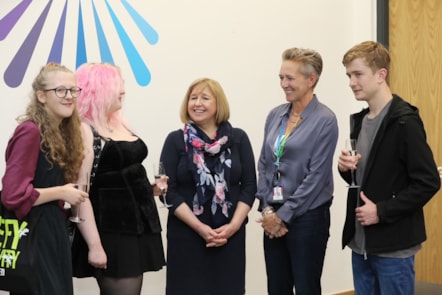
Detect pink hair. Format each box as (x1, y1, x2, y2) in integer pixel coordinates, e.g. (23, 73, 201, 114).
(76, 63, 126, 132)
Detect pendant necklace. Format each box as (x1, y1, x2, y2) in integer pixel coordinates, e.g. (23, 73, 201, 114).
(288, 111, 301, 123)
(106, 122, 114, 133)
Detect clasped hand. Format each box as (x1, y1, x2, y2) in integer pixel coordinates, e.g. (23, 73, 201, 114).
(198, 223, 237, 248)
(257, 213, 288, 239)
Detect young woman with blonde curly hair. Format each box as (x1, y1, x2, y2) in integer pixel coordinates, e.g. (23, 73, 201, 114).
(1, 62, 87, 295)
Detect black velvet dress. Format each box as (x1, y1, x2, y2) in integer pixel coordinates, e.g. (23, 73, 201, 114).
(72, 137, 165, 278)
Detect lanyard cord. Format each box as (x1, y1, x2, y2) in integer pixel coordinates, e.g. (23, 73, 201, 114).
(274, 115, 302, 166)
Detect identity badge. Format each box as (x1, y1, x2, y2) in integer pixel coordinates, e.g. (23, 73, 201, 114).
(273, 186, 283, 201)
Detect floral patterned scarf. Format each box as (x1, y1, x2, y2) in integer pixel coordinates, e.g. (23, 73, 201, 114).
(183, 121, 232, 219)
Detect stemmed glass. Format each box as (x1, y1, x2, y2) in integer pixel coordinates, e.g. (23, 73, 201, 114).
(70, 172, 89, 223)
(346, 139, 360, 189)
(153, 162, 172, 208)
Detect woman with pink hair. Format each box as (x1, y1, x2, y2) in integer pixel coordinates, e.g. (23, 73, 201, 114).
(71, 63, 166, 295)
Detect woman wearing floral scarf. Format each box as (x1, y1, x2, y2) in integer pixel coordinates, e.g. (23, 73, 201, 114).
(160, 78, 257, 295)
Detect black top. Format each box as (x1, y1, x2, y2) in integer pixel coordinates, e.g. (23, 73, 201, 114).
(91, 138, 161, 234)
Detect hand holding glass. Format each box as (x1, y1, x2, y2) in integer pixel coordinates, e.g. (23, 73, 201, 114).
(70, 172, 89, 223)
(346, 139, 360, 188)
(153, 162, 172, 208)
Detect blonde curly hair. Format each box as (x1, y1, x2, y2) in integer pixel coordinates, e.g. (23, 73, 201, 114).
(17, 62, 84, 182)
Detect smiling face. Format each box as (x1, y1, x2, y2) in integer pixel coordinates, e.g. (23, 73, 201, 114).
(37, 71, 77, 123)
(187, 84, 217, 128)
(345, 57, 386, 103)
(279, 60, 316, 103)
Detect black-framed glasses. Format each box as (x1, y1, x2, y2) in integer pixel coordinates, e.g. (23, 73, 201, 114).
(43, 87, 82, 98)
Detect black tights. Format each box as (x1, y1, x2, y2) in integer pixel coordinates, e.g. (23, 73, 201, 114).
(97, 275, 143, 295)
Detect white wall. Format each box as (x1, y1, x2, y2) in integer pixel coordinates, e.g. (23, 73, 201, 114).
(0, 1, 375, 294)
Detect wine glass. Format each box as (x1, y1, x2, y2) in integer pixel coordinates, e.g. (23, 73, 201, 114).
(346, 139, 360, 189)
(153, 162, 172, 208)
(70, 172, 89, 223)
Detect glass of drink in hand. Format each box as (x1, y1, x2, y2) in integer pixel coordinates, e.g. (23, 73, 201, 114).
(346, 139, 360, 188)
(153, 162, 172, 208)
(70, 173, 89, 223)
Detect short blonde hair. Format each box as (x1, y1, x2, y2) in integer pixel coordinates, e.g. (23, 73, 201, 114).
(282, 47, 323, 88)
(342, 41, 390, 83)
(179, 78, 230, 125)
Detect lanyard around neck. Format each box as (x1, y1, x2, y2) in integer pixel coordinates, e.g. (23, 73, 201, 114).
(274, 114, 302, 166)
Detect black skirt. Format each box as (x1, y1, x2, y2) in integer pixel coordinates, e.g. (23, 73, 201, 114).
(72, 229, 165, 278)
